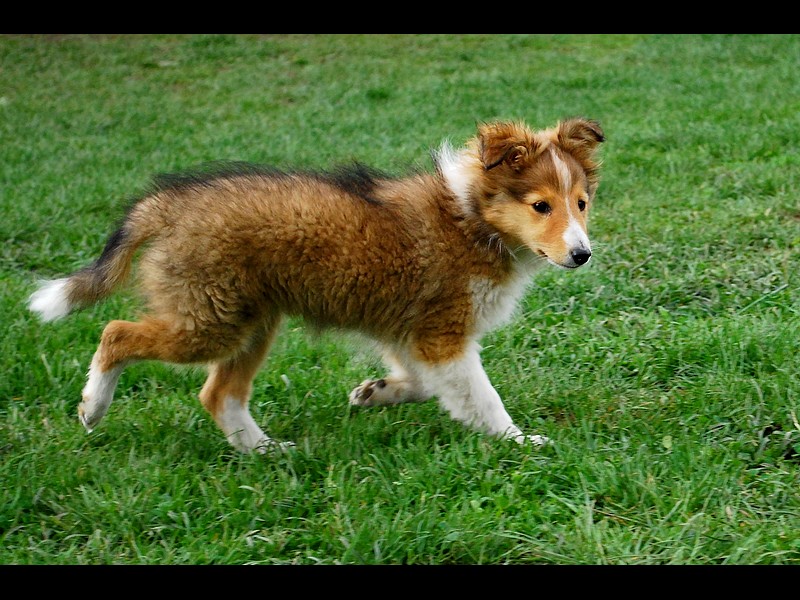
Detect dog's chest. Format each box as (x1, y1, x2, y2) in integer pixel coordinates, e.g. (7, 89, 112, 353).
(469, 271, 532, 337)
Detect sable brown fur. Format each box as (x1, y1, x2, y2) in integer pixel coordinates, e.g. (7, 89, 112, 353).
(29, 118, 605, 453)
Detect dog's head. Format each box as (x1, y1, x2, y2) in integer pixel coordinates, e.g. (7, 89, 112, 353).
(440, 118, 604, 269)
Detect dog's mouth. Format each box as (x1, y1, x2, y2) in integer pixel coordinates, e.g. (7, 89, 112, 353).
(547, 258, 579, 270)
(535, 249, 581, 270)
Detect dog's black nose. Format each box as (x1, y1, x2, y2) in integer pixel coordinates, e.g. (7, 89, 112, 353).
(571, 249, 592, 266)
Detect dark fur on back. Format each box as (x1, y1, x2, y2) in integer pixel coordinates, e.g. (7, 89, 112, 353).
(148, 160, 388, 206)
(149, 161, 288, 194)
(319, 163, 386, 205)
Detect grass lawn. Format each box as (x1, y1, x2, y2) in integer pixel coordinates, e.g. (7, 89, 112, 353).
(1, 34, 799, 564)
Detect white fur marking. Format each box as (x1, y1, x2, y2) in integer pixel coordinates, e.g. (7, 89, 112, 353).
(551, 147, 572, 191)
(563, 217, 590, 252)
(217, 395, 286, 454)
(551, 148, 591, 256)
(415, 345, 545, 443)
(436, 141, 479, 215)
(28, 278, 72, 321)
(79, 352, 124, 431)
(470, 269, 535, 337)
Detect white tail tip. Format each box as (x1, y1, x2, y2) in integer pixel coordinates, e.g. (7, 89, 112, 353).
(28, 278, 72, 322)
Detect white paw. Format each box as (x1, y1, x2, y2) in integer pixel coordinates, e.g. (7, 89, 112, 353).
(248, 437, 296, 455)
(512, 433, 552, 447)
(78, 356, 122, 433)
(77, 398, 106, 433)
(78, 407, 93, 433)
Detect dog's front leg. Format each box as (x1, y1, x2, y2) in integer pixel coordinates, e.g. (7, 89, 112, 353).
(416, 345, 549, 446)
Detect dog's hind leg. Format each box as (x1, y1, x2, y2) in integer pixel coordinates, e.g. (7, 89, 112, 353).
(349, 348, 429, 407)
(198, 315, 292, 454)
(78, 316, 254, 438)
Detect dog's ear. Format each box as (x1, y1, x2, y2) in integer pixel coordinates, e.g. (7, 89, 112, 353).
(556, 117, 605, 162)
(478, 121, 538, 172)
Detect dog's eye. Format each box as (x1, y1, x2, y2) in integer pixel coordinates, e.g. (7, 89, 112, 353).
(577, 199, 587, 211)
(532, 201, 551, 214)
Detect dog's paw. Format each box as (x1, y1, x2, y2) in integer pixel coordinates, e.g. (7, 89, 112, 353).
(510, 432, 552, 447)
(253, 438, 296, 455)
(227, 428, 296, 455)
(77, 397, 105, 433)
(349, 378, 386, 407)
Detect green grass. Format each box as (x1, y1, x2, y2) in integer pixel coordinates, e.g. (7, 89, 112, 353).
(2, 34, 799, 564)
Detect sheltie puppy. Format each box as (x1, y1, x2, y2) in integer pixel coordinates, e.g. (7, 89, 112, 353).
(28, 118, 604, 453)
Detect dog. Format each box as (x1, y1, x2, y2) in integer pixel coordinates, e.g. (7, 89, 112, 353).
(28, 118, 604, 453)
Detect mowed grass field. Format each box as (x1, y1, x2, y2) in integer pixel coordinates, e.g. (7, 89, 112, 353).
(1, 34, 799, 564)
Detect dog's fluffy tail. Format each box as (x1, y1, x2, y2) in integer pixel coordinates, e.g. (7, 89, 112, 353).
(29, 197, 161, 322)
